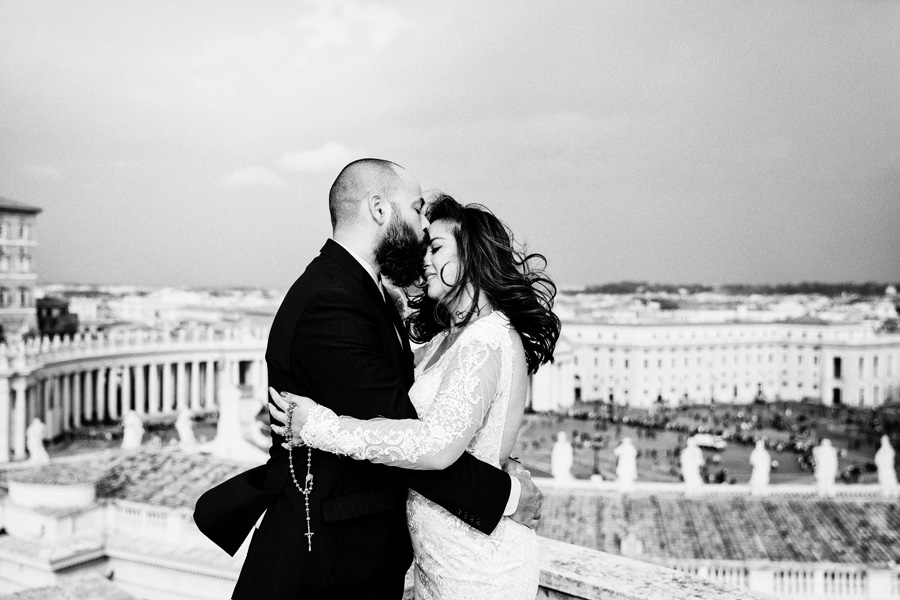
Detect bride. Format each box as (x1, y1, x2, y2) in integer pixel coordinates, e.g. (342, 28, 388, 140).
(269, 194, 560, 600)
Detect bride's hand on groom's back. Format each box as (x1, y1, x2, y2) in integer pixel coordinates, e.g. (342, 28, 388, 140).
(503, 459, 543, 529)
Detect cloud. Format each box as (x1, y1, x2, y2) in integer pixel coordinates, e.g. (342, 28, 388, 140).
(296, 1, 406, 50)
(219, 167, 286, 189)
(22, 164, 61, 179)
(278, 142, 353, 172)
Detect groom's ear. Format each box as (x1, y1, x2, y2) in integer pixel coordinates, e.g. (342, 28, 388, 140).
(368, 194, 388, 226)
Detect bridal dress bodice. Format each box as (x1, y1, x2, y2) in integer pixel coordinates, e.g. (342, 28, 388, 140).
(301, 311, 539, 600)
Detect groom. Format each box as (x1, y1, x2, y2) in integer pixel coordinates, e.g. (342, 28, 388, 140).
(194, 159, 542, 599)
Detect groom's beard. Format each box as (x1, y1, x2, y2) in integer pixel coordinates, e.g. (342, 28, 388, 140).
(374, 213, 426, 288)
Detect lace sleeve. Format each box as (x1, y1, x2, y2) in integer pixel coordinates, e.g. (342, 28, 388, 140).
(298, 324, 503, 470)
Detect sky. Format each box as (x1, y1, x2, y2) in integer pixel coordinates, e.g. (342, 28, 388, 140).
(1, 1, 898, 289)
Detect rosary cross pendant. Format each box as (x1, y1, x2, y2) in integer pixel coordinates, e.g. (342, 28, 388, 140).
(305, 531, 314, 551)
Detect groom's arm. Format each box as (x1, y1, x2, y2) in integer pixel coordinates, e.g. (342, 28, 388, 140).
(293, 286, 516, 535)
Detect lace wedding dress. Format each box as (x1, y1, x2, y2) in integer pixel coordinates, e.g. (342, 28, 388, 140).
(300, 311, 539, 600)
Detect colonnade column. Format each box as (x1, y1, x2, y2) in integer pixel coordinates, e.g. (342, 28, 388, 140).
(121, 365, 132, 415)
(72, 371, 82, 429)
(205, 360, 215, 408)
(189, 361, 200, 411)
(96, 367, 107, 422)
(12, 377, 27, 460)
(148, 364, 160, 415)
(134, 364, 146, 416)
(41, 378, 51, 435)
(107, 367, 118, 420)
(61, 373, 71, 432)
(162, 363, 174, 413)
(0, 376, 10, 462)
(83, 369, 95, 423)
(176, 362, 187, 411)
(52, 376, 62, 437)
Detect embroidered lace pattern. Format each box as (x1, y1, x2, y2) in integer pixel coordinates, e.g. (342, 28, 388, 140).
(300, 311, 539, 600)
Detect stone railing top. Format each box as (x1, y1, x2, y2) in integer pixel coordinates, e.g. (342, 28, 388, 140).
(0, 325, 268, 374)
(534, 477, 900, 499)
(538, 537, 777, 600)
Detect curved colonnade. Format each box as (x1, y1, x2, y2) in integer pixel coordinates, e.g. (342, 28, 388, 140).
(0, 326, 267, 462)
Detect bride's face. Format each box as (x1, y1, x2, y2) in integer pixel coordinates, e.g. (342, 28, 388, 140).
(423, 219, 461, 303)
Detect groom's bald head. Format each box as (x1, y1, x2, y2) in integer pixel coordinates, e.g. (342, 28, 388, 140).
(329, 158, 405, 228)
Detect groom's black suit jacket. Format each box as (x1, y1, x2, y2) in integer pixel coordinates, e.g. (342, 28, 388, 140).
(194, 239, 511, 599)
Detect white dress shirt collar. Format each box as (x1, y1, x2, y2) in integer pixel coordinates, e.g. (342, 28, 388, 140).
(332, 238, 383, 295)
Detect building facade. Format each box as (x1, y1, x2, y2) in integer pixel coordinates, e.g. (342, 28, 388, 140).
(530, 319, 900, 411)
(0, 197, 40, 339)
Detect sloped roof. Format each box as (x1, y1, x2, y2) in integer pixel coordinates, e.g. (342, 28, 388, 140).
(0, 575, 133, 600)
(0, 196, 41, 215)
(539, 488, 900, 566)
(94, 450, 248, 509)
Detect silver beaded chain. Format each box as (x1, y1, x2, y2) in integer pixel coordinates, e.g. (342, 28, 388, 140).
(285, 402, 314, 551)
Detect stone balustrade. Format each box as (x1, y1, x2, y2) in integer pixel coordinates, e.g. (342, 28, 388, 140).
(0, 326, 268, 463)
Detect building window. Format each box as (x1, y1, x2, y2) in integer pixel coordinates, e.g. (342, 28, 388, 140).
(874, 356, 879, 378)
(0, 287, 8, 308)
(18, 249, 29, 273)
(859, 357, 865, 379)
(20, 221, 29, 240)
(18, 287, 28, 307)
(834, 357, 842, 380)
(0, 249, 7, 273)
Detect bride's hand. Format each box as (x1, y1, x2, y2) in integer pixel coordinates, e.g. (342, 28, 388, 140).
(268, 387, 318, 448)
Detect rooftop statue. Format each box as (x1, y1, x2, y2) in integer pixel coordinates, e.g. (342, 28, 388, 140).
(26, 418, 50, 464)
(176, 409, 197, 454)
(876, 435, 898, 495)
(749, 439, 771, 493)
(121, 411, 145, 451)
(680, 437, 704, 490)
(614, 437, 638, 490)
(551, 431, 574, 481)
(813, 438, 838, 496)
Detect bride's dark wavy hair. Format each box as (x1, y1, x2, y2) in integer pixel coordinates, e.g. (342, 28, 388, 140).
(406, 194, 561, 374)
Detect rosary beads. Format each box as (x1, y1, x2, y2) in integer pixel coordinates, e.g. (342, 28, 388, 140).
(285, 402, 314, 551)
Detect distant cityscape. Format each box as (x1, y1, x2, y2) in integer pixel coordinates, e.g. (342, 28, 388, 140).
(1, 197, 900, 600)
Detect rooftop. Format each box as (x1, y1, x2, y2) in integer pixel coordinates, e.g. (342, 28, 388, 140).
(0, 575, 135, 600)
(538, 486, 900, 566)
(0, 196, 42, 215)
(94, 450, 248, 509)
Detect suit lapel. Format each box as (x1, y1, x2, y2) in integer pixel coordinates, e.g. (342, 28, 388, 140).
(321, 240, 414, 388)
